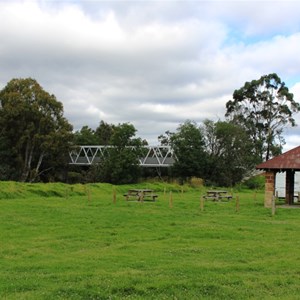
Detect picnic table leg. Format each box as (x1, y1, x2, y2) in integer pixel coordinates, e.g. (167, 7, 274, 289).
(138, 191, 144, 202)
(200, 196, 204, 211)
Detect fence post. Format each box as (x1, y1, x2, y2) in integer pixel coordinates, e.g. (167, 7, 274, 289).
(87, 187, 91, 203)
(235, 195, 240, 212)
(272, 195, 276, 216)
(113, 187, 116, 204)
(200, 196, 204, 211)
(65, 188, 69, 200)
(169, 191, 173, 208)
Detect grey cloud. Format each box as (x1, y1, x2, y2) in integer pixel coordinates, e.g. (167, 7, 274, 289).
(1, 0, 300, 149)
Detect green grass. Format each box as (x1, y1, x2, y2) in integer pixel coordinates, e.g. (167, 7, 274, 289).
(1, 182, 300, 299)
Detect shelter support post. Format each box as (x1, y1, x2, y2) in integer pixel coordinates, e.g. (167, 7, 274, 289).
(264, 171, 276, 208)
(285, 170, 295, 205)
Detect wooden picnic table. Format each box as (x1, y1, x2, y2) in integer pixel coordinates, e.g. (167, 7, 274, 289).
(203, 190, 232, 201)
(123, 189, 158, 202)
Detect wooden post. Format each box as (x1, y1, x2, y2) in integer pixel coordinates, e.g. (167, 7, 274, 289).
(87, 187, 91, 203)
(235, 195, 240, 212)
(200, 196, 204, 211)
(272, 195, 276, 216)
(286, 170, 295, 205)
(113, 188, 116, 204)
(65, 188, 69, 200)
(84, 185, 87, 199)
(169, 191, 173, 208)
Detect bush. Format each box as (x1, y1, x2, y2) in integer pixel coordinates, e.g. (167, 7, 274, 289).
(242, 175, 265, 190)
(67, 171, 85, 184)
(189, 177, 204, 188)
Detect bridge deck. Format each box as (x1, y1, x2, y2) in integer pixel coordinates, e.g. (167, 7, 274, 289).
(69, 145, 175, 167)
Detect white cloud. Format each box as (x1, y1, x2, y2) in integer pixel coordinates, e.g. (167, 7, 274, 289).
(1, 0, 300, 147)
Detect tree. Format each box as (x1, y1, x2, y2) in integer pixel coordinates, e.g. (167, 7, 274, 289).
(95, 121, 115, 145)
(0, 78, 73, 182)
(202, 120, 256, 186)
(158, 130, 174, 146)
(226, 73, 300, 161)
(74, 125, 98, 145)
(90, 123, 143, 184)
(73, 122, 116, 146)
(170, 120, 207, 181)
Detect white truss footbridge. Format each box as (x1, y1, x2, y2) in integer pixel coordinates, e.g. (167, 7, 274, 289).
(69, 145, 175, 167)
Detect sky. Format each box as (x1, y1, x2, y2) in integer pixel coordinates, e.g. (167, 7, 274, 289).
(1, 0, 300, 150)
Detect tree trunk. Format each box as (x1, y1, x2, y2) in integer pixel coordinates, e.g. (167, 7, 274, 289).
(29, 152, 45, 182)
(20, 141, 34, 182)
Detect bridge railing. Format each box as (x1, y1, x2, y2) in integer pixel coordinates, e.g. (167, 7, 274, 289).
(69, 145, 175, 167)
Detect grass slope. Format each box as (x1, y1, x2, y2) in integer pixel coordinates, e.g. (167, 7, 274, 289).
(1, 182, 300, 299)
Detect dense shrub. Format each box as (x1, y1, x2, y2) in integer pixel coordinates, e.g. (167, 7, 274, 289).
(242, 175, 265, 190)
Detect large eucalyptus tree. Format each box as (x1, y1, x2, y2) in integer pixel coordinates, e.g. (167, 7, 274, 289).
(226, 73, 300, 161)
(0, 78, 73, 182)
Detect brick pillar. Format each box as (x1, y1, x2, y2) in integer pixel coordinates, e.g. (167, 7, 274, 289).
(264, 171, 276, 208)
(285, 170, 295, 205)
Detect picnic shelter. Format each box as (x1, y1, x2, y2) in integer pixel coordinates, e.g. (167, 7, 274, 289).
(256, 146, 300, 207)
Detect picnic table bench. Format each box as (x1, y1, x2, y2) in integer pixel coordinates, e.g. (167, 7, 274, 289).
(203, 190, 232, 201)
(123, 189, 158, 202)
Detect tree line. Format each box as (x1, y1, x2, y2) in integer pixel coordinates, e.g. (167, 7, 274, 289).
(0, 74, 299, 186)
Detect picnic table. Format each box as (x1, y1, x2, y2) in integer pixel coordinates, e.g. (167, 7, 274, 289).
(203, 190, 232, 201)
(123, 189, 158, 202)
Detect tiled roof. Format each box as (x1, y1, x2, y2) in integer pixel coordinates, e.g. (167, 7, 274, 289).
(256, 146, 300, 170)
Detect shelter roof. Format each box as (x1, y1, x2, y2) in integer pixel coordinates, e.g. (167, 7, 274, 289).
(256, 146, 300, 171)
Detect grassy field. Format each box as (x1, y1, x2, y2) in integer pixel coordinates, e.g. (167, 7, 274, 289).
(1, 181, 300, 299)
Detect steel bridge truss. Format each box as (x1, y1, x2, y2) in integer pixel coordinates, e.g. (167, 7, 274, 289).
(69, 145, 175, 167)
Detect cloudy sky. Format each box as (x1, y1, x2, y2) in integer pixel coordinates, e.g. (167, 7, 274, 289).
(1, 0, 300, 149)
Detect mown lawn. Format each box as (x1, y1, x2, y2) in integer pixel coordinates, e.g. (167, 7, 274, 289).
(1, 182, 300, 299)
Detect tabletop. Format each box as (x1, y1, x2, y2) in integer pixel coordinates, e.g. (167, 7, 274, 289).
(128, 189, 154, 193)
(207, 190, 228, 194)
